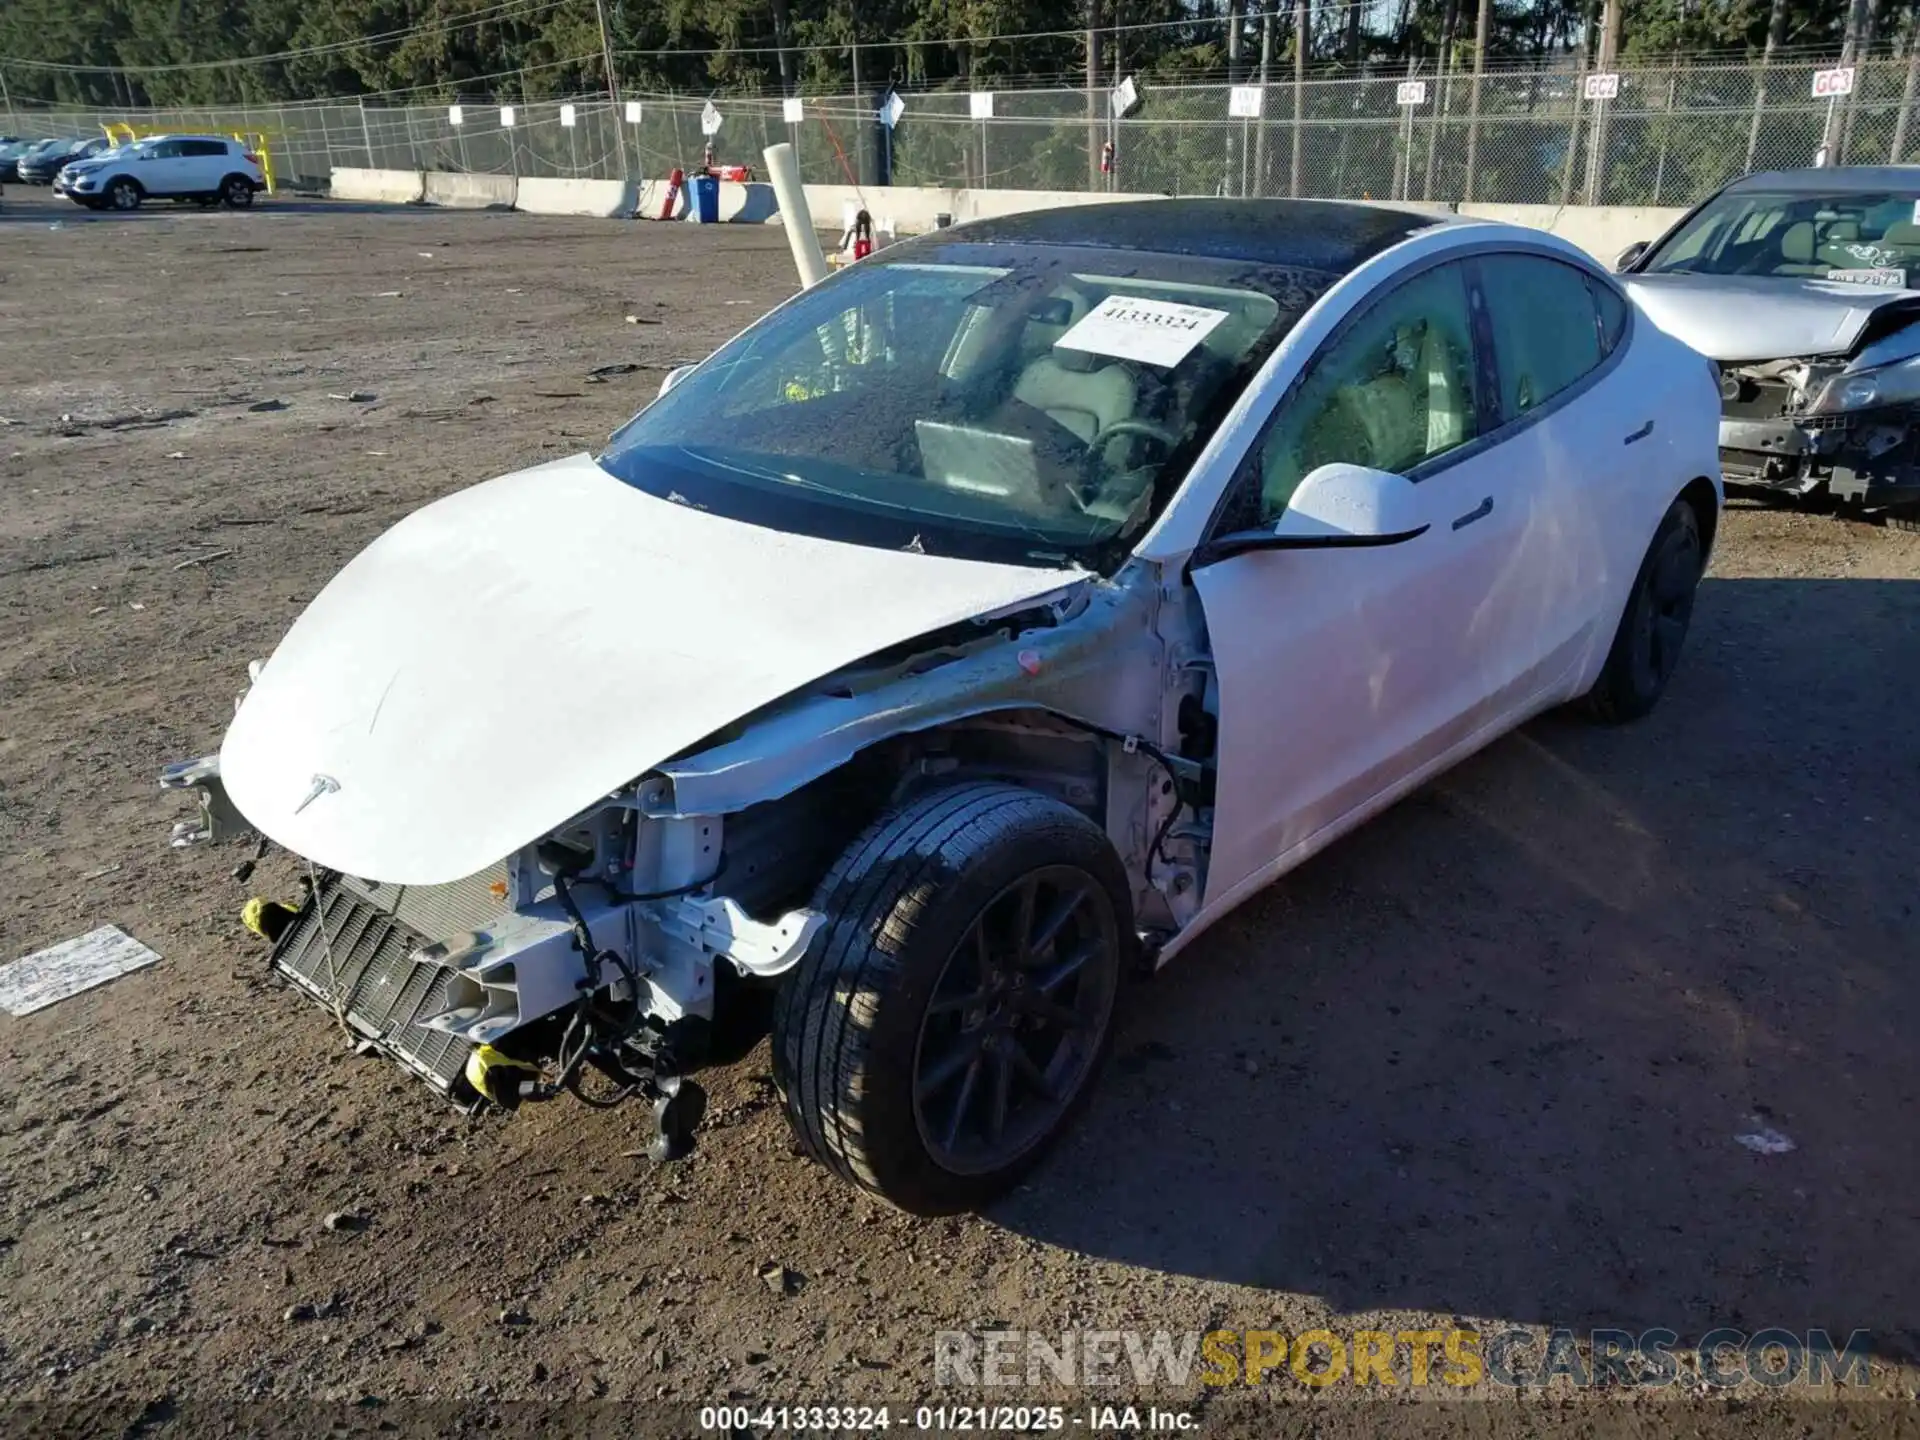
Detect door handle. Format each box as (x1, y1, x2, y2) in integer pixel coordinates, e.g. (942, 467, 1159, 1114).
(1452, 496, 1493, 530)
(1624, 419, 1655, 445)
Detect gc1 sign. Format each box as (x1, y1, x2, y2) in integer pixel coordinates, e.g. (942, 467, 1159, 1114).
(1396, 80, 1428, 106)
(1813, 66, 1856, 98)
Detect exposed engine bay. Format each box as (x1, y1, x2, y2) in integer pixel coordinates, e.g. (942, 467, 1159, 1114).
(1716, 354, 1920, 512)
(160, 567, 1220, 1163)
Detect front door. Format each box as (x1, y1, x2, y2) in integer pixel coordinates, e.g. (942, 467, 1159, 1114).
(1191, 257, 1555, 906)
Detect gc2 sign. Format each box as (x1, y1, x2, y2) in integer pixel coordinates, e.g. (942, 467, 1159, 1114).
(1583, 72, 1620, 101)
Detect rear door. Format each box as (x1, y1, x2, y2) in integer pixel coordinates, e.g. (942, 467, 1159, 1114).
(184, 139, 231, 191)
(1191, 256, 1563, 905)
(1472, 251, 1644, 684)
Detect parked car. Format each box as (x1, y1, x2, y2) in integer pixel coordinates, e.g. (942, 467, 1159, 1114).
(58, 134, 264, 211)
(0, 136, 29, 183)
(161, 200, 1721, 1214)
(17, 135, 108, 184)
(1618, 165, 1920, 527)
(4, 137, 76, 184)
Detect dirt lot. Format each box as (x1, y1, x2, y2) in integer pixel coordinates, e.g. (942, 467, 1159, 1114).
(2, 186, 1919, 1438)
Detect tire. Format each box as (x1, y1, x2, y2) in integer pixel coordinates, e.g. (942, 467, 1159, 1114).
(221, 175, 255, 209)
(1584, 496, 1704, 724)
(772, 782, 1129, 1215)
(106, 177, 141, 211)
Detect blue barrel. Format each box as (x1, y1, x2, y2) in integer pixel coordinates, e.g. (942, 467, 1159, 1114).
(692, 173, 720, 224)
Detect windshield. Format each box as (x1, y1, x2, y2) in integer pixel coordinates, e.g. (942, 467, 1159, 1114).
(595, 241, 1330, 568)
(1643, 188, 1920, 286)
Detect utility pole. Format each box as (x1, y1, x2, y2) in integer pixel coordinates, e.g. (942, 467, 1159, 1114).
(1892, 1, 1920, 161)
(591, 0, 630, 178)
(1827, 0, 1874, 156)
(1254, 2, 1274, 194)
(1745, 0, 1789, 171)
(1291, 0, 1307, 195)
(0, 65, 16, 135)
(1463, 0, 1492, 201)
(1086, 0, 1104, 188)
(1583, 0, 1621, 204)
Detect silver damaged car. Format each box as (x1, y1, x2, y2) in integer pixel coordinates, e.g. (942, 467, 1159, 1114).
(1618, 165, 1920, 526)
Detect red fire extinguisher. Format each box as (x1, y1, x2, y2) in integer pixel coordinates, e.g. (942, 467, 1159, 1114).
(1100, 139, 1115, 175)
(852, 208, 874, 261)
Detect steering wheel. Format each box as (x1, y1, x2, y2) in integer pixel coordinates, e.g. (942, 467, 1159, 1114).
(1088, 418, 1181, 456)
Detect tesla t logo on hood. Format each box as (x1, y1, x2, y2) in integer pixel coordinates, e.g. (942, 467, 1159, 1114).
(295, 774, 340, 814)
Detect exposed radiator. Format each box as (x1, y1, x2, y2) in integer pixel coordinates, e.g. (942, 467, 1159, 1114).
(271, 878, 484, 1095)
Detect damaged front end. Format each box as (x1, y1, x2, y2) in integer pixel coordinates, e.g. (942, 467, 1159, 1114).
(1716, 353, 1920, 513)
(159, 559, 1210, 1166)
(164, 756, 830, 1159)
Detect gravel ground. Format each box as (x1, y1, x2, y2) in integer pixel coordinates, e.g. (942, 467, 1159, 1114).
(2, 187, 1918, 1438)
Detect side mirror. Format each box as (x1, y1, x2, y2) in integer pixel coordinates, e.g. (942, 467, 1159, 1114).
(659, 364, 695, 397)
(1194, 464, 1429, 566)
(1614, 241, 1648, 272)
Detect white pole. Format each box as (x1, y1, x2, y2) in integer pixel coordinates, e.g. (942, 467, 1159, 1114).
(764, 141, 829, 288)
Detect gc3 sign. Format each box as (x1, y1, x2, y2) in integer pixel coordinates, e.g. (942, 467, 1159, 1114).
(1812, 66, 1856, 98)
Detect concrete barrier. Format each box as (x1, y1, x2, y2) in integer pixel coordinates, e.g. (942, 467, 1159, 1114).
(329, 167, 425, 205)
(516, 176, 638, 218)
(1457, 202, 1688, 264)
(422, 171, 519, 210)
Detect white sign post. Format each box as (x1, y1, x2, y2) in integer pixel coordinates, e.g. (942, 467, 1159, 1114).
(970, 92, 993, 190)
(1111, 75, 1139, 117)
(624, 100, 642, 125)
(448, 104, 464, 126)
(559, 103, 576, 128)
(499, 105, 516, 127)
(1393, 81, 1427, 201)
(1583, 72, 1620, 101)
(700, 100, 723, 136)
(782, 96, 804, 124)
(1813, 66, 1856, 165)
(1228, 84, 1264, 118)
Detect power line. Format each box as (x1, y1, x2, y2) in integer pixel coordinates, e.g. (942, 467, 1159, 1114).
(0, 0, 567, 75)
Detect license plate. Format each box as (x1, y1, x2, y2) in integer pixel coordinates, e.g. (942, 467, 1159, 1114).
(1826, 267, 1909, 288)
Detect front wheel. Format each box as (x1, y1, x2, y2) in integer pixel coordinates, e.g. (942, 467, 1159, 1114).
(1584, 496, 1704, 723)
(772, 783, 1129, 1215)
(106, 177, 141, 211)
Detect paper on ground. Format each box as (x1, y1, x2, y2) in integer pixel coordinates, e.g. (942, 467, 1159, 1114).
(1055, 294, 1231, 369)
(0, 925, 160, 1016)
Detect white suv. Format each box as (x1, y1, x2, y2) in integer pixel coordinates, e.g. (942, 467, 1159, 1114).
(56, 135, 265, 211)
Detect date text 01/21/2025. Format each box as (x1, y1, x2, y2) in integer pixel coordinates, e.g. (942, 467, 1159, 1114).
(697, 1405, 1200, 1432)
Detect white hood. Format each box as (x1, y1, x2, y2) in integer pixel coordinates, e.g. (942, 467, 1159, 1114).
(221, 453, 1084, 885)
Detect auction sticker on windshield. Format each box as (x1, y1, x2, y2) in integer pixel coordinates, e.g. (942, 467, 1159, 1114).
(1055, 295, 1231, 368)
(1826, 267, 1909, 288)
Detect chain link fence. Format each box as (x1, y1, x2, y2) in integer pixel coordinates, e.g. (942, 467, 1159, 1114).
(8, 55, 1918, 206)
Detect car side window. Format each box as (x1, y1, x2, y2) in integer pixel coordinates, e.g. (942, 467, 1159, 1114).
(183, 140, 225, 157)
(1478, 254, 1605, 420)
(148, 141, 183, 159)
(1225, 260, 1481, 527)
(1589, 275, 1628, 356)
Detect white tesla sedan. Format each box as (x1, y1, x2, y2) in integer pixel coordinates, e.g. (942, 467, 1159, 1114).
(162, 200, 1721, 1214)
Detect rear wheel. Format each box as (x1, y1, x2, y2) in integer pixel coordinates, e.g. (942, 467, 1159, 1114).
(106, 177, 140, 211)
(221, 175, 254, 208)
(1585, 497, 1704, 724)
(772, 783, 1128, 1215)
